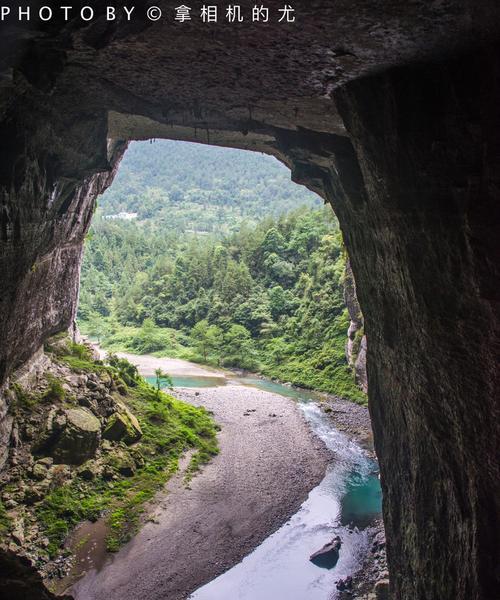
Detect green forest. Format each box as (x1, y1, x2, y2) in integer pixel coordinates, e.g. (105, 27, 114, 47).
(79, 141, 365, 403)
(97, 140, 320, 233)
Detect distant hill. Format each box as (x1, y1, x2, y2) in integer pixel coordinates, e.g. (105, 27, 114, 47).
(98, 140, 322, 233)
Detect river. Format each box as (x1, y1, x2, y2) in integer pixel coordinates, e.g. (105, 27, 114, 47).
(141, 367, 382, 600)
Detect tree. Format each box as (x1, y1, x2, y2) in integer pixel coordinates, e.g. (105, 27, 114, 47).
(191, 319, 210, 361)
(233, 291, 273, 336)
(155, 368, 173, 395)
(84, 312, 110, 343)
(268, 285, 297, 320)
(191, 320, 224, 362)
(215, 259, 254, 307)
(261, 227, 286, 256)
(205, 325, 224, 364)
(132, 318, 164, 353)
(222, 324, 257, 369)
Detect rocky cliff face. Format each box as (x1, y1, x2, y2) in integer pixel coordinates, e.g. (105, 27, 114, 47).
(0, 546, 72, 600)
(0, 3, 499, 599)
(344, 258, 368, 393)
(332, 58, 500, 599)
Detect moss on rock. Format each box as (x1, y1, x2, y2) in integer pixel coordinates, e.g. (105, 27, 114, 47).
(103, 409, 142, 445)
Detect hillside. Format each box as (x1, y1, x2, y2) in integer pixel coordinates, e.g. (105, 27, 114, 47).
(98, 140, 322, 233)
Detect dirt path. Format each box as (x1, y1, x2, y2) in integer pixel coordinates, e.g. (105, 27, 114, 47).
(71, 383, 331, 600)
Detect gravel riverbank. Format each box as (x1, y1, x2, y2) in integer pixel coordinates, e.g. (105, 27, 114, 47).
(72, 384, 331, 600)
(320, 395, 374, 452)
(83, 348, 386, 599)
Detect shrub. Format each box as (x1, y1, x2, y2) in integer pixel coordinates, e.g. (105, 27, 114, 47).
(11, 383, 39, 410)
(42, 374, 66, 403)
(106, 353, 140, 387)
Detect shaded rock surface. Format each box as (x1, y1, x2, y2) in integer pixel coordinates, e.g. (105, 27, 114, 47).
(374, 579, 390, 600)
(48, 408, 101, 465)
(310, 535, 342, 568)
(0, 4, 499, 600)
(0, 546, 73, 600)
(0, 338, 146, 592)
(344, 257, 368, 393)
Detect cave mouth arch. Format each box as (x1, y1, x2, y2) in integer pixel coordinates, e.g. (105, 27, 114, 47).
(1, 6, 499, 599)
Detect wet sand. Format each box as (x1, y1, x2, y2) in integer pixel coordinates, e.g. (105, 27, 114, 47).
(72, 383, 331, 600)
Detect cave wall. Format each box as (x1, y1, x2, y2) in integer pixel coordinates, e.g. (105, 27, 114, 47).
(1, 3, 499, 599)
(344, 257, 367, 392)
(330, 54, 500, 600)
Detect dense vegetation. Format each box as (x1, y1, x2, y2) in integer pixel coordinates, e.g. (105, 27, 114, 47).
(79, 141, 365, 403)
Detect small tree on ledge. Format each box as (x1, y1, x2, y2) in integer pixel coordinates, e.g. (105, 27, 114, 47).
(155, 368, 173, 397)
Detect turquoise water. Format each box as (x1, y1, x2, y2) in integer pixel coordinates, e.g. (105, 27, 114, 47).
(144, 375, 227, 388)
(174, 372, 383, 600)
(236, 376, 322, 402)
(341, 468, 382, 528)
(239, 376, 382, 526)
(148, 373, 319, 398)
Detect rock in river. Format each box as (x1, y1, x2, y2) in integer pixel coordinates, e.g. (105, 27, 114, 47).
(310, 535, 342, 569)
(375, 578, 390, 599)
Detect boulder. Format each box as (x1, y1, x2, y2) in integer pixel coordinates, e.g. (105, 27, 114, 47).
(24, 482, 50, 505)
(375, 579, 390, 600)
(77, 395, 99, 414)
(310, 536, 342, 569)
(50, 408, 101, 465)
(11, 520, 25, 546)
(95, 393, 119, 418)
(30, 462, 49, 481)
(0, 546, 73, 600)
(77, 459, 103, 481)
(107, 448, 137, 477)
(336, 576, 353, 591)
(103, 408, 142, 444)
(47, 464, 71, 487)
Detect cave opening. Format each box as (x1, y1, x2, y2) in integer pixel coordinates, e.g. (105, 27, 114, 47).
(77, 137, 366, 402)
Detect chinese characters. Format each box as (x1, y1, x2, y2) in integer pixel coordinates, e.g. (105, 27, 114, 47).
(173, 4, 296, 23)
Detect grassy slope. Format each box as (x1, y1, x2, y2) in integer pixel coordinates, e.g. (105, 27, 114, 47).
(35, 344, 219, 556)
